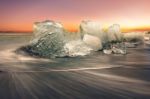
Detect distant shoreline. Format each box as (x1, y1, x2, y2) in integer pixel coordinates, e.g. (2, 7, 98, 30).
(0, 32, 32, 36)
(0, 31, 32, 33)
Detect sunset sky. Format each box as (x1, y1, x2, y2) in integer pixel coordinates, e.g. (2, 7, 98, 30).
(0, 0, 150, 32)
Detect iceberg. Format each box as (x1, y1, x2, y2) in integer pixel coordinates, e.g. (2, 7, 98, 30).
(123, 32, 144, 43)
(19, 20, 128, 58)
(80, 20, 103, 37)
(29, 20, 67, 58)
(80, 21, 123, 48)
(80, 20, 108, 43)
(80, 20, 105, 50)
(83, 34, 102, 51)
(64, 40, 92, 57)
(103, 49, 112, 54)
(112, 47, 126, 54)
(103, 43, 126, 55)
(28, 20, 93, 58)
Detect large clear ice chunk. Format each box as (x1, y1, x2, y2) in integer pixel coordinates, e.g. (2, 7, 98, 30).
(29, 20, 67, 58)
(80, 20, 105, 50)
(83, 34, 102, 51)
(64, 40, 92, 57)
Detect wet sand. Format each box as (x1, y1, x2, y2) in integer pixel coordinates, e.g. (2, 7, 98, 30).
(0, 34, 150, 99)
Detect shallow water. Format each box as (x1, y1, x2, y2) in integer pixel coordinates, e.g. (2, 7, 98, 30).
(0, 34, 150, 99)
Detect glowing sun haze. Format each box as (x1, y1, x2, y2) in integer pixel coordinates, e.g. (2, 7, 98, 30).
(0, 0, 150, 32)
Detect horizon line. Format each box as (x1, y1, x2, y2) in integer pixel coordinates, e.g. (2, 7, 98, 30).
(1, 27, 150, 33)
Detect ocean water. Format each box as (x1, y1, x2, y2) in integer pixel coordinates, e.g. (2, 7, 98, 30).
(0, 33, 150, 99)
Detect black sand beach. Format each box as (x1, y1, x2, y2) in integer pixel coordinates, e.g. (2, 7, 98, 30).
(0, 34, 150, 99)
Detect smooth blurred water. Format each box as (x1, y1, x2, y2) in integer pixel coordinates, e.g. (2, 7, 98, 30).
(0, 33, 150, 99)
